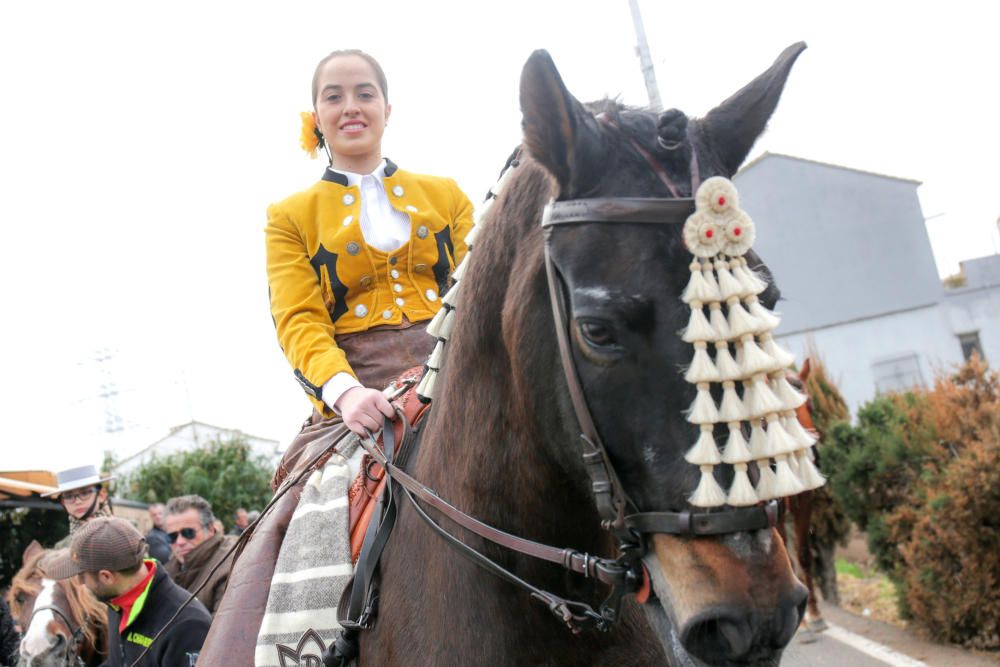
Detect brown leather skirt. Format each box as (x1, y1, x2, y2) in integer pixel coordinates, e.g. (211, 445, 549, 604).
(334, 320, 432, 392)
(273, 321, 433, 488)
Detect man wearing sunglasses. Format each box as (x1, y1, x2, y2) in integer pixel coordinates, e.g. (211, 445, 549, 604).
(163, 495, 237, 615)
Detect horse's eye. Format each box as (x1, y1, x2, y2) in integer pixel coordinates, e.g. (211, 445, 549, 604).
(578, 320, 616, 347)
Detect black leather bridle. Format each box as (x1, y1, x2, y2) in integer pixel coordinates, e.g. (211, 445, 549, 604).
(539, 128, 778, 550)
(540, 196, 780, 549)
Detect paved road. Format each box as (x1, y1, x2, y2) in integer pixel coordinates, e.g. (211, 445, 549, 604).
(778, 602, 997, 667)
(783, 625, 917, 667)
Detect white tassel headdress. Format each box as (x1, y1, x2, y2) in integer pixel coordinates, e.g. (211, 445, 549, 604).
(680, 177, 824, 507)
(417, 159, 518, 402)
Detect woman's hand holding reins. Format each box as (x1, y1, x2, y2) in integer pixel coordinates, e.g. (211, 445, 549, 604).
(336, 386, 395, 436)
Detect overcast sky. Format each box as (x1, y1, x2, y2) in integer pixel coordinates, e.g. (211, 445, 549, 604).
(2, 1, 998, 472)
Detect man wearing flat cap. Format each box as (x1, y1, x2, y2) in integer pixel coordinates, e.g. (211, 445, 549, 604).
(44, 517, 212, 666)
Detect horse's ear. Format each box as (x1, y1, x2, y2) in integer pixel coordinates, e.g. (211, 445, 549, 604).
(520, 49, 603, 196)
(700, 42, 807, 176)
(23, 539, 43, 561)
(799, 358, 812, 383)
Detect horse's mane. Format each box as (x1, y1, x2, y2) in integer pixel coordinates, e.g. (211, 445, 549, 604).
(9, 549, 108, 648)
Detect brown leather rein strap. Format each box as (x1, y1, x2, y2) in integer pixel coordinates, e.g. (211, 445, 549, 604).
(543, 197, 697, 225)
(541, 198, 699, 543)
(358, 419, 635, 632)
(627, 502, 779, 536)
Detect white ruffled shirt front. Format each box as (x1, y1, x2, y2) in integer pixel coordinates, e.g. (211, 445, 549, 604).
(322, 159, 412, 412)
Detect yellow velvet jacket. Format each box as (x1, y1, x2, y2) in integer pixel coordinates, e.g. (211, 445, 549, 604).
(266, 160, 474, 414)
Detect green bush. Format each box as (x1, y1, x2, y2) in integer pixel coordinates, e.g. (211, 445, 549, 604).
(119, 435, 273, 531)
(822, 394, 940, 574)
(889, 356, 1000, 648)
(893, 440, 1000, 648)
(825, 356, 1000, 647)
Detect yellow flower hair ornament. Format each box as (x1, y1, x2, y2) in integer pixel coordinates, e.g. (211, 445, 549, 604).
(299, 112, 324, 159)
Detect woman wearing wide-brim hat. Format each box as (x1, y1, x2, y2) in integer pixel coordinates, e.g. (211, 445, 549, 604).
(41, 464, 114, 547)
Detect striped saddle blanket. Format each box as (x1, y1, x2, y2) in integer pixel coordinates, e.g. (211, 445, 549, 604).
(254, 436, 361, 667)
(254, 370, 429, 667)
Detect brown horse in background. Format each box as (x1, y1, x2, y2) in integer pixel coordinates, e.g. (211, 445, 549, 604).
(782, 359, 830, 638)
(7, 542, 106, 667)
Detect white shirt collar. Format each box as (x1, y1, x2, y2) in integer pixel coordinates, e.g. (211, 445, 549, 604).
(329, 159, 387, 188)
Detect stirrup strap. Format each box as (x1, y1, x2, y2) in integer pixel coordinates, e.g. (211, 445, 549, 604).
(342, 415, 401, 629)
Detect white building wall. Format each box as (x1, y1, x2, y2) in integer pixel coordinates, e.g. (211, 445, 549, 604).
(775, 304, 965, 414)
(943, 286, 1000, 365)
(114, 422, 281, 476)
(734, 154, 1000, 417)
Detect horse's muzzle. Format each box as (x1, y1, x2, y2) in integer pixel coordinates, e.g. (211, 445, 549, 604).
(641, 530, 807, 666)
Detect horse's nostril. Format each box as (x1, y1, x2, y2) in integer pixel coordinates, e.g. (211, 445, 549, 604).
(796, 590, 808, 622)
(773, 585, 809, 648)
(681, 612, 753, 662)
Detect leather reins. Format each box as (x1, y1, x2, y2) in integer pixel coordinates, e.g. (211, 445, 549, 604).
(344, 141, 781, 637)
(354, 412, 637, 633)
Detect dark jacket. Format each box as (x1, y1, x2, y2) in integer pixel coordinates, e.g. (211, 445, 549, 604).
(0, 597, 19, 667)
(104, 563, 211, 667)
(164, 532, 237, 615)
(145, 527, 172, 564)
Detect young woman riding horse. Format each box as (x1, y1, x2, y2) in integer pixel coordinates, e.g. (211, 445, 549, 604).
(203, 42, 818, 667)
(8, 542, 106, 667)
(267, 49, 474, 439)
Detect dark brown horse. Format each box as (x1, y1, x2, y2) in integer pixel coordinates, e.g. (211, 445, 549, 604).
(357, 43, 810, 666)
(8, 542, 107, 667)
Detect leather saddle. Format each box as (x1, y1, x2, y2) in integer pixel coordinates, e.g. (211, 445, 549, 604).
(347, 366, 431, 562)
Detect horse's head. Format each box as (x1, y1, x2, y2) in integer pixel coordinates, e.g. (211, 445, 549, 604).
(512, 44, 810, 665)
(9, 542, 105, 667)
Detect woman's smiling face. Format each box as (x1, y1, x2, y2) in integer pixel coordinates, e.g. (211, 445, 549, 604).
(313, 54, 391, 172)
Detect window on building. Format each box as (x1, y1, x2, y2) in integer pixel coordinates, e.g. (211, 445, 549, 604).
(872, 354, 924, 394)
(958, 331, 985, 362)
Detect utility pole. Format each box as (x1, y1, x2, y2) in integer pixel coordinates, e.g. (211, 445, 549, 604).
(95, 347, 124, 433)
(628, 0, 662, 112)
